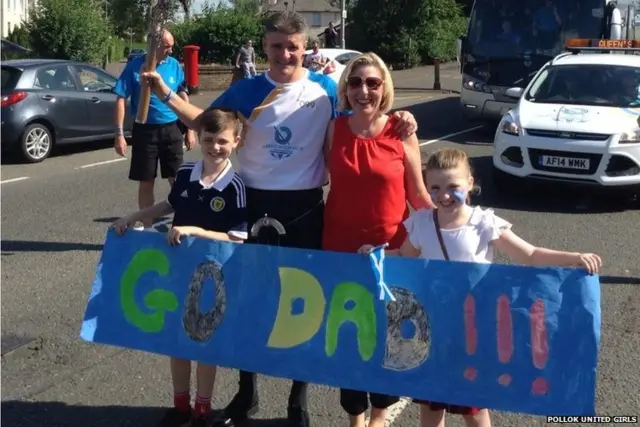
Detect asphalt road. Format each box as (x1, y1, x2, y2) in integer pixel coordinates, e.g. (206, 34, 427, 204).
(2, 67, 639, 427)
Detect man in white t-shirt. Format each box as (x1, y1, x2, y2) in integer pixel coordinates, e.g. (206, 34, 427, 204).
(303, 40, 329, 72)
(139, 11, 418, 427)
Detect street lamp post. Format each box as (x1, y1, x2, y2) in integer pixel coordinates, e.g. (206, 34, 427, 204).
(340, 0, 345, 48)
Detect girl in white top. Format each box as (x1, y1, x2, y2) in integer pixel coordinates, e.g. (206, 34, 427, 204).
(359, 147, 602, 427)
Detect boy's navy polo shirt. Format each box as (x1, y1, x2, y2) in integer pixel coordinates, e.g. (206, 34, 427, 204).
(114, 55, 186, 124)
(167, 160, 248, 239)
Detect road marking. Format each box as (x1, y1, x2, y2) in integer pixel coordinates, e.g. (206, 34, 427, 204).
(76, 158, 127, 169)
(395, 95, 430, 101)
(419, 125, 485, 146)
(364, 397, 412, 426)
(0, 176, 30, 184)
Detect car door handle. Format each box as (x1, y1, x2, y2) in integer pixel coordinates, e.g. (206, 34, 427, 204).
(41, 95, 55, 101)
(90, 97, 101, 103)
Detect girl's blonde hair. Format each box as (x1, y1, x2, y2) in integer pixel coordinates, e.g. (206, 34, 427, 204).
(424, 148, 472, 173)
(338, 52, 394, 113)
(423, 148, 478, 200)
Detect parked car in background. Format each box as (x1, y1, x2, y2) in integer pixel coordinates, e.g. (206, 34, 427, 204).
(127, 48, 145, 63)
(492, 40, 640, 192)
(1, 59, 133, 163)
(303, 48, 361, 84)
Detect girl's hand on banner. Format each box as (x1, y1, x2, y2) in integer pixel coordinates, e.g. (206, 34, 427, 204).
(112, 216, 135, 235)
(357, 244, 375, 254)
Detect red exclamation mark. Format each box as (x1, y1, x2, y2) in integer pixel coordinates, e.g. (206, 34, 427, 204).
(463, 294, 477, 381)
(530, 299, 549, 395)
(496, 294, 514, 386)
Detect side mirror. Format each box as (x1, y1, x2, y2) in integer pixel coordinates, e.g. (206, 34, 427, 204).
(456, 35, 467, 66)
(456, 36, 465, 65)
(505, 87, 524, 98)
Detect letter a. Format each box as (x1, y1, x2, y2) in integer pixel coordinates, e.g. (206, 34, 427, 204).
(325, 282, 376, 361)
(267, 268, 326, 348)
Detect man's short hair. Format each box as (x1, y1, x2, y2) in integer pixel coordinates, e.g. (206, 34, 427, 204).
(201, 108, 242, 137)
(263, 11, 307, 35)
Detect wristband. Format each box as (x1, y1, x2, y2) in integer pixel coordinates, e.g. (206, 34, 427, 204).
(115, 126, 124, 136)
(162, 90, 174, 103)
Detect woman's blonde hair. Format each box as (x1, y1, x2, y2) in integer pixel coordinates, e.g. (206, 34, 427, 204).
(338, 52, 394, 113)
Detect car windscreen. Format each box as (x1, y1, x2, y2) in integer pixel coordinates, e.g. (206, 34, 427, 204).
(467, 0, 603, 58)
(1, 66, 22, 91)
(524, 63, 640, 107)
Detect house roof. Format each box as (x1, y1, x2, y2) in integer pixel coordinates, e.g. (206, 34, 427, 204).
(264, 0, 340, 13)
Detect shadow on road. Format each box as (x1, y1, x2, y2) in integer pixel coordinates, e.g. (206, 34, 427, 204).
(0, 401, 289, 427)
(469, 156, 639, 214)
(402, 95, 469, 141)
(601, 275, 640, 285)
(0, 240, 103, 253)
(93, 216, 172, 224)
(93, 216, 121, 223)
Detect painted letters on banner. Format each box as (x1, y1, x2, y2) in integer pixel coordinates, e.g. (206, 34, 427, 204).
(81, 230, 601, 416)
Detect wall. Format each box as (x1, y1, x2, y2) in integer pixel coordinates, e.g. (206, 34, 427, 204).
(1, 0, 36, 37)
(197, 64, 270, 91)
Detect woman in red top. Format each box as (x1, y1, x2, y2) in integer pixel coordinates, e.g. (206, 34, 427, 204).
(322, 52, 432, 427)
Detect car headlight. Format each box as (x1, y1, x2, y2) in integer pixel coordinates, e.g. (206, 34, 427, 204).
(500, 117, 520, 136)
(620, 129, 640, 143)
(462, 76, 492, 93)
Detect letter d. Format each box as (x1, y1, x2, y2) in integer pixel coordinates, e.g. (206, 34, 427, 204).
(267, 268, 326, 348)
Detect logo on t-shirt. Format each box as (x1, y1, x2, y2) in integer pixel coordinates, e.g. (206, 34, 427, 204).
(264, 126, 299, 159)
(210, 196, 225, 212)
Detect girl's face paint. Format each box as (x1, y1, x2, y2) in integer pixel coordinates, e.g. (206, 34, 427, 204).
(452, 188, 467, 203)
(425, 165, 473, 212)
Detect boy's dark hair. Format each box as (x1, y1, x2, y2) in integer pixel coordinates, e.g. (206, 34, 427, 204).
(263, 11, 307, 35)
(200, 108, 242, 137)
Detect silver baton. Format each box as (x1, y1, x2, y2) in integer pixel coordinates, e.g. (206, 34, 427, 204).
(250, 214, 286, 237)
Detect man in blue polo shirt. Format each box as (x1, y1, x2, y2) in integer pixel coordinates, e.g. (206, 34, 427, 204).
(113, 29, 196, 229)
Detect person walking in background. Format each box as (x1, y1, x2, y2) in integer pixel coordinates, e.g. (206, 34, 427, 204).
(113, 29, 196, 230)
(303, 40, 329, 72)
(236, 39, 256, 79)
(324, 22, 339, 48)
(322, 52, 432, 427)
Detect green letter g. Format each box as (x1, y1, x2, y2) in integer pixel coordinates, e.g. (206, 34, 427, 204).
(120, 249, 179, 333)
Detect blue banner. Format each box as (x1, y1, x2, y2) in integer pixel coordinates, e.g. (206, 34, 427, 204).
(81, 229, 601, 416)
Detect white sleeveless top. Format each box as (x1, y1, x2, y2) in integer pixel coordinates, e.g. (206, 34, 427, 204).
(403, 206, 512, 263)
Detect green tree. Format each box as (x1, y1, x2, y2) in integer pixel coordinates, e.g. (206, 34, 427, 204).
(106, 0, 147, 40)
(176, 0, 193, 19)
(26, 0, 110, 63)
(7, 25, 30, 48)
(349, 0, 465, 75)
(419, 0, 467, 89)
(171, 5, 263, 64)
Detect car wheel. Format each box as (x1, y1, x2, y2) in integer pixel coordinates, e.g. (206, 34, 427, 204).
(19, 123, 53, 163)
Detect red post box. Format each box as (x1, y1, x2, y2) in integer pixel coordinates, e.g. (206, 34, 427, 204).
(183, 45, 200, 94)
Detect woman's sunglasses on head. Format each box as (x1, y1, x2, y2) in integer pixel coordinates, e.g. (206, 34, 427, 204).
(346, 76, 383, 90)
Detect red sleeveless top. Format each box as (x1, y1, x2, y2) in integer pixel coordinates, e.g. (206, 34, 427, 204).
(323, 115, 409, 253)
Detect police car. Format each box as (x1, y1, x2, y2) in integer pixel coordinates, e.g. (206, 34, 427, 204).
(492, 39, 640, 192)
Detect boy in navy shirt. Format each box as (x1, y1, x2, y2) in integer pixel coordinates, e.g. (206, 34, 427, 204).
(112, 108, 247, 427)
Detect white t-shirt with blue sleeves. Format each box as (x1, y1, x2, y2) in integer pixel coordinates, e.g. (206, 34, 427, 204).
(209, 70, 339, 190)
